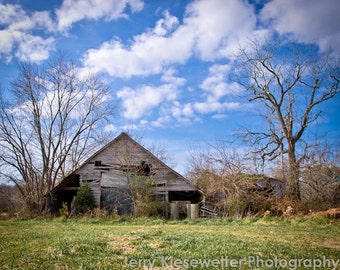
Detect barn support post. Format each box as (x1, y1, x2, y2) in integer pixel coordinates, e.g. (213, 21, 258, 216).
(170, 201, 179, 220)
(165, 191, 169, 218)
(190, 204, 199, 219)
(186, 203, 191, 219)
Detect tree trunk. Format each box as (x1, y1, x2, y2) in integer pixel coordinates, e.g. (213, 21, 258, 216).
(287, 146, 301, 200)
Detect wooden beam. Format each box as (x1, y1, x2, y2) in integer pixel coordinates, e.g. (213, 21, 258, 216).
(61, 187, 79, 191)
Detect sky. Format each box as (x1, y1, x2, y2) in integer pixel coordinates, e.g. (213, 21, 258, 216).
(0, 0, 339, 174)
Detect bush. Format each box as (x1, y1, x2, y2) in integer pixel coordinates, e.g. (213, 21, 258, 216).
(129, 176, 163, 217)
(73, 182, 95, 214)
(59, 202, 69, 218)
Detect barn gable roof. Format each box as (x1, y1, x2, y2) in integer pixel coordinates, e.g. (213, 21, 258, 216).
(52, 132, 194, 192)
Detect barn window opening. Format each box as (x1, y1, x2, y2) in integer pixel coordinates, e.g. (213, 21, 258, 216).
(139, 161, 151, 176)
(95, 161, 102, 167)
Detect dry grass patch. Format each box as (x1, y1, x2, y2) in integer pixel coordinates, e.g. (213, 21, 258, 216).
(107, 235, 137, 254)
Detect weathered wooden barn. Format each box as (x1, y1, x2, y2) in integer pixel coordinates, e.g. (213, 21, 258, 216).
(50, 132, 201, 216)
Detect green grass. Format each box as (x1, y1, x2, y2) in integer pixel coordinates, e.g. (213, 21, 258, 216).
(0, 216, 339, 269)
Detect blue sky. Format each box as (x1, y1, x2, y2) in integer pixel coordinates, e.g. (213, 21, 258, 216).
(0, 0, 339, 173)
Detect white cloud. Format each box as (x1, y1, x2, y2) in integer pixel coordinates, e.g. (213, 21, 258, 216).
(56, 0, 144, 31)
(117, 84, 178, 120)
(82, 10, 194, 78)
(32, 11, 55, 32)
(169, 101, 195, 120)
(192, 63, 243, 116)
(117, 68, 186, 119)
(194, 101, 240, 114)
(200, 64, 233, 101)
(140, 120, 148, 125)
(121, 124, 138, 131)
(15, 34, 55, 62)
(185, 0, 257, 60)
(261, 0, 340, 53)
(116, 69, 188, 124)
(148, 101, 198, 128)
(154, 10, 180, 36)
(0, 30, 55, 63)
(151, 114, 173, 128)
(0, 2, 55, 62)
(182, 103, 195, 118)
(161, 68, 186, 86)
(0, 30, 16, 56)
(212, 114, 229, 119)
(0, 3, 27, 28)
(82, 0, 258, 78)
(104, 124, 117, 132)
(0, 0, 145, 62)
(115, 62, 244, 124)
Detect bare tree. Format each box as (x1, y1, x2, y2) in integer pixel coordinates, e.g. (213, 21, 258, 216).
(0, 184, 24, 215)
(0, 55, 115, 214)
(237, 39, 340, 200)
(300, 143, 340, 209)
(187, 142, 257, 217)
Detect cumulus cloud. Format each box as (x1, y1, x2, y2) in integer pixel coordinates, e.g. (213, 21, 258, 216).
(191, 63, 242, 116)
(185, 0, 257, 60)
(82, 10, 194, 78)
(151, 114, 173, 128)
(0, 0, 143, 62)
(144, 63, 243, 126)
(56, 0, 144, 31)
(151, 101, 196, 127)
(200, 64, 234, 102)
(261, 0, 340, 52)
(161, 68, 186, 86)
(194, 101, 240, 114)
(117, 84, 178, 120)
(0, 29, 55, 63)
(0, 2, 55, 62)
(32, 11, 55, 32)
(0, 2, 29, 29)
(116, 68, 186, 123)
(172, 102, 194, 119)
(15, 35, 55, 62)
(115, 63, 243, 124)
(4, 0, 338, 128)
(104, 124, 117, 132)
(82, 0, 259, 78)
(0, 30, 16, 56)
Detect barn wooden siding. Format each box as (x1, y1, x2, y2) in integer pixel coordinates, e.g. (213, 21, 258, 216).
(55, 133, 200, 213)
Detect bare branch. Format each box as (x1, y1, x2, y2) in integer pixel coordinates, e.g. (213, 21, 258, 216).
(237, 39, 339, 200)
(0, 55, 116, 213)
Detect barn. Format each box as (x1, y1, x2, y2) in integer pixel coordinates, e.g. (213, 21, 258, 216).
(50, 132, 201, 217)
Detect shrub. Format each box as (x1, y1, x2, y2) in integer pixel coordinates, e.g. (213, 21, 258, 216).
(129, 176, 163, 216)
(73, 182, 95, 214)
(59, 202, 69, 218)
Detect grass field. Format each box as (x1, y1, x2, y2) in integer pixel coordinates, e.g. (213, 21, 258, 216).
(0, 216, 339, 269)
